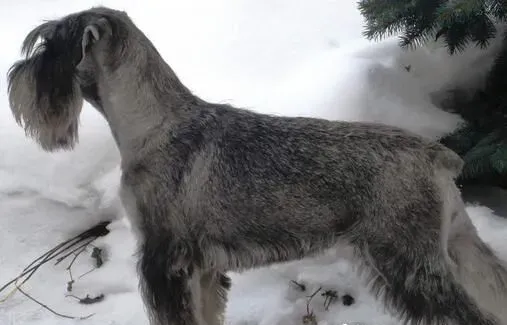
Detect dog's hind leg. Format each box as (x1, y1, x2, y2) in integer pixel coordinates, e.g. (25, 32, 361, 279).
(352, 195, 500, 325)
(446, 197, 507, 324)
(355, 231, 499, 325)
(139, 239, 205, 325)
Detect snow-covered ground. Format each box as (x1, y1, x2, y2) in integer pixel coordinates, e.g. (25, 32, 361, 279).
(1, 1, 507, 325)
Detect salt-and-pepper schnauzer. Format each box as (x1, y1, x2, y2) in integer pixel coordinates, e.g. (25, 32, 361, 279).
(7, 7, 507, 325)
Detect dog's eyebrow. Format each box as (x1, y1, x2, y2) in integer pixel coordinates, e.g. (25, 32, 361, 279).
(21, 21, 56, 57)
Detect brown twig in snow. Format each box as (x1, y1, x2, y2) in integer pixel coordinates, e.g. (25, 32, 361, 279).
(78, 268, 97, 280)
(321, 289, 338, 310)
(65, 244, 90, 292)
(66, 294, 105, 305)
(302, 286, 321, 325)
(0, 221, 110, 299)
(290, 280, 306, 291)
(16, 284, 94, 320)
(55, 239, 95, 266)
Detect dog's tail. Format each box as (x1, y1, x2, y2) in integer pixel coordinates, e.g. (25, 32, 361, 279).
(427, 142, 507, 321)
(441, 181, 507, 324)
(428, 144, 507, 322)
(354, 148, 507, 325)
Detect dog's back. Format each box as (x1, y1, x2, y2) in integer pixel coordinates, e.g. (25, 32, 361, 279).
(128, 102, 460, 260)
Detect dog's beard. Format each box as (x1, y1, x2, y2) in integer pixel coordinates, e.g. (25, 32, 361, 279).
(8, 56, 84, 151)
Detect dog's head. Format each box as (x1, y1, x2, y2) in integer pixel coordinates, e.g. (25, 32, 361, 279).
(7, 7, 132, 151)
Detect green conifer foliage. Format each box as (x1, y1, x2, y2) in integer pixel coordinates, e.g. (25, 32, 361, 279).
(358, 0, 507, 188)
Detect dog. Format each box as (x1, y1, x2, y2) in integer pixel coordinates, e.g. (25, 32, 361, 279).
(8, 7, 507, 325)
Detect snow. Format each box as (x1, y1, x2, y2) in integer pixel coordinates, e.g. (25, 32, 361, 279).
(1, 1, 507, 325)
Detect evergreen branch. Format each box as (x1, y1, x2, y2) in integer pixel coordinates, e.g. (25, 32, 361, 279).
(358, 0, 506, 54)
(490, 141, 507, 174)
(488, 0, 507, 20)
(358, 0, 418, 41)
(461, 130, 503, 180)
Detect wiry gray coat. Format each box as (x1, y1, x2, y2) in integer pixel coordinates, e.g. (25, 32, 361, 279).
(7, 7, 507, 325)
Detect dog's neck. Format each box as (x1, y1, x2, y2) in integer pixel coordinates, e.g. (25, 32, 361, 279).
(96, 53, 197, 164)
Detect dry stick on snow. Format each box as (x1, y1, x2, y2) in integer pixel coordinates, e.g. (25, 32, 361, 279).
(290, 280, 306, 292)
(321, 289, 338, 310)
(15, 284, 94, 320)
(20, 220, 108, 281)
(0, 221, 110, 300)
(1, 236, 84, 297)
(78, 267, 97, 280)
(55, 238, 100, 266)
(66, 293, 105, 305)
(302, 286, 322, 325)
(65, 245, 90, 292)
(66, 241, 107, 292)
(0, 242, 80, 302)
(6, 222, 109, 285)
(65, 243, 105, 292)
(64, 247, 106, 302)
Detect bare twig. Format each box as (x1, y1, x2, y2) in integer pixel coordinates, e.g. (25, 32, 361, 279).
(290, 280, 306, 291)
(65, 245, 90, 293)
(321, 289, 338, 310)
(22, 236, 83, 273)
(66, 294, 105, 305)
(306, 286, 322, 312)
(66, 247, 88, 271)
(78, 268, 97, 280)
(21, 220, 109, 276)
(1, 238, 81, 294)
(302, 286, 321, 325)
(0, 221, 110, 300)
(68, 269, 74, 282)
(16, 284, 94, 320)
(66, 294, 82, 301)
(55, 239, 95, 266)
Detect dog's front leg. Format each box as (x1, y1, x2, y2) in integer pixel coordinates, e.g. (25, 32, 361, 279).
(138, 239, 204, 325)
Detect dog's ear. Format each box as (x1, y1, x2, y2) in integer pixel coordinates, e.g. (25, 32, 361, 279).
(79, 18, 112, 66)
